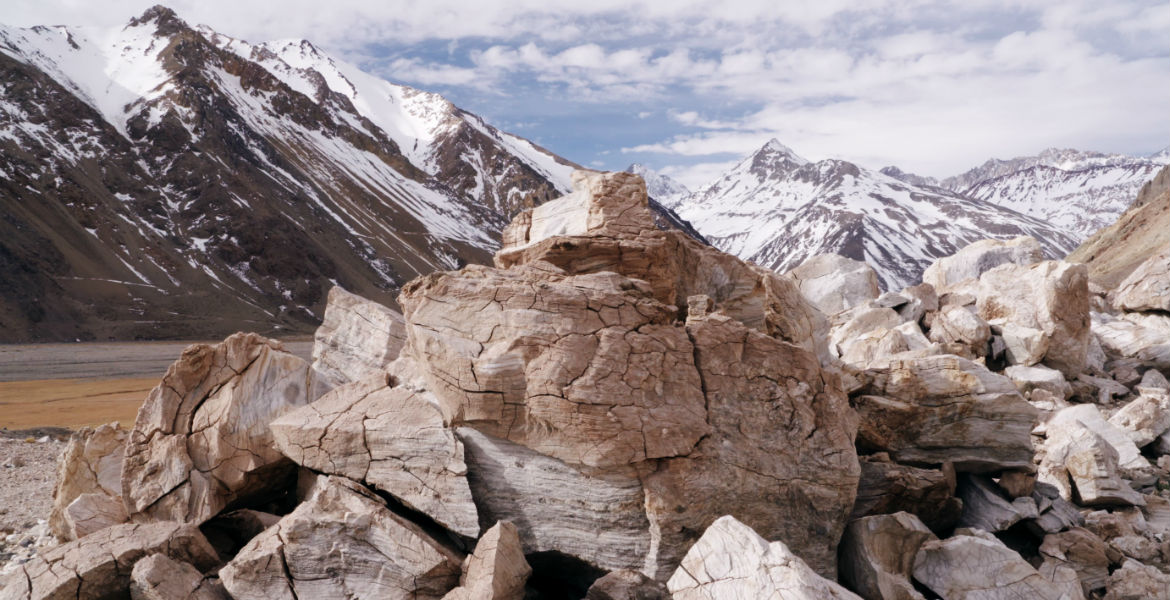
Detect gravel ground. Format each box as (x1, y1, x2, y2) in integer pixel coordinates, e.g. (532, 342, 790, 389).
(0, 432, 66, 578)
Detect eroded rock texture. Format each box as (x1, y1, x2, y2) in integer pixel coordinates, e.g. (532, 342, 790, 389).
(49, 423, 128, 540)
(441, 521, 530, 600)
(121, 333, 331, 525)
(786, 253, 881, 315)
(311, 285, 406, 386)
(1112, 246, 1170, 313)
(129, 554, 228, 600)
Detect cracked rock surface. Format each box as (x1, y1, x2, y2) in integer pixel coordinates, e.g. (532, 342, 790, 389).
(48, 424, 127, 541)
(311, 285, 406, 386)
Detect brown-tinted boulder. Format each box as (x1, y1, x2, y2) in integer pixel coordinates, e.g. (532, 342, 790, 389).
(977, 260, 1090, 377)
(1039, 527, 1112, 594)
(441, 521, 530, 600)
(271, 374, 479, 537)
(839, 512, 936, 600)
(850, 457, 961, 533)
(1112, 245, 1170, 313)
(49, 423, 128, 540)
(311, 285, 406, 386)
(121, 333, 331, 525)
(0, 522, 219, 600)
(913, 529, 1084, 600)
(219, 476, 461, 600)
(585, 570, 668, 600)
(130, 554, 228, 600)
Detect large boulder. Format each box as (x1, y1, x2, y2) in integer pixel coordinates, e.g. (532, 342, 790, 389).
(49, 423, 128, 540)
(1092, 312, 1170, 370)
(397, 171, 859, 580)
(0, 522, 220, 600)
(219, 476, 462, 600)
(1108, 388, 1170, 447)
(665, 516, 862, 599)
(129, 554, 228, 600)
(1103, 560, 1170, 600)
(977, 260, 1090, 377)
(270, 374, 479, 537)
(1039, 419, 1145, 507)
(1112, 246, 1170, 313)
(854, 355, 1038, 472)
(913, 529, 1085, 600)
(786, 253, 881, 315)
(1039, 528, 1112, 595)
(922, 236, 1043, 293)
(1046, 404, 1148, 471)
(928, 306, 991, 357)
(311, 285, 406, 386)
(955, 474, 1039, 533)
(838, 512, 936, 600)
(121, 333, 331, 524)
(441, 521, 530, 600)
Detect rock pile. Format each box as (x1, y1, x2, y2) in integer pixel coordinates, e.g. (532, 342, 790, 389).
(1, 170, 1168, 599)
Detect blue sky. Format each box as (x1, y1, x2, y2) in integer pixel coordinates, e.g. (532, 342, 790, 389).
(4, 0, 1168, 188)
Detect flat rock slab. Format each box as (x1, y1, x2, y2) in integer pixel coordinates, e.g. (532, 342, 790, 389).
(913, 530, 1084, 600)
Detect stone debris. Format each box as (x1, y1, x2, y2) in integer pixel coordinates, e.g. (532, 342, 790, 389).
(921, 236, 1043, 293)
(129, 554, 228, 600)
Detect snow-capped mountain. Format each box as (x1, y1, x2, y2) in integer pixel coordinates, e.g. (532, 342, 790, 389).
(625, 163, 690, 206)
(943, 148, 1169, 239)
(0, 6, 587, 342)
(673, 140, 1081, 291)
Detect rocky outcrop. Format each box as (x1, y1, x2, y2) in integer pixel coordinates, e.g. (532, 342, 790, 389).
(839, 512, 936, 600)
(1112, 246, 1170, 313)
(270, 374, 479, 537)
(666, 516, 862, 599)
(786, 253, 881, 315)
(441, 521, 530, 600)
(399, 171, 858, 579)
(121, 333, 331, 525)
(854, 355, 1038, 472)
(0, 522, 220, 600)
(49, 423, 128, 540)
(977, 260, 1091, 377)
(311, 286, 406, 386)
(922, 236, 1043, 292)
(129, 554, 228, 600)
(219, 476, 462, 600)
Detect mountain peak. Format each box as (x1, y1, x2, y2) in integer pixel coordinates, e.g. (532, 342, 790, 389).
(755, 138, 809, 166)
(624, 163, 690, 206)
(129, 5, 182, 27)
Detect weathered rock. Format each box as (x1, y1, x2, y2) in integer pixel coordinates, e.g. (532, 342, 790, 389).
(49, 423, 127, 540)
(895, 321, 933, 351)
(855, 355, 1038, 472)
(831, 306, 904, 359)
(839, 327, 910, 368)
(956, 474, 1039, 532)
(311, 285, 406, 386)
(1143, 495, 1170, 536)
(1092, 311, 1170, 370)
(839, 512, 936, 600)
(977, 260, 1091, 377)
(1047, 404, 1148, 471)
(1039, 527, 1112, 594)
(1112, 246, 1170, 313)
(130, 554, 228, 600)
(1109, 535, 1161, 562)
(928, 306, 991, 357)
(1084, 510, 1139, 540)
(913, 529, 1084, 600)
(1005, 364, 1073, 400)
(1103, 560, 1170, 600)
(1073, 373, 1132, 405)
(922, 236, 1044, 293)
(992, 322, 1050, 367)
(786, 253, 881, 315)
(0, 522, 220, 600)
(666, 516, 862, 599)
(271, 374, 479, 537)
(1109, 388, 1170, 448)
(1030, 483, 1086, 534)
(219, 476, 462, 600)
(122, 333, 331, 525)
(997, 470, 1036, 499)
(441, 521, 529, 600)
(899, 283, 938, 324)
(1142, 369, 1170, 391)
(585, 570, 668, 600)
(1039, 419, 1146, 506)
(850, 457, 961, 533)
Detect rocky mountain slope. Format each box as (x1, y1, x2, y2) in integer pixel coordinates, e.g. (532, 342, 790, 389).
(673, 139, 1080, 291)
(1068, 163, 1170, 288)
(0, 6, 583, 342)
(5, 171, 1169, 599)
(625, 163, 689, 205)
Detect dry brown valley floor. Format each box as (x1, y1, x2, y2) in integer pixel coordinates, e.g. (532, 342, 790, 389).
(0, 339, 312, 430)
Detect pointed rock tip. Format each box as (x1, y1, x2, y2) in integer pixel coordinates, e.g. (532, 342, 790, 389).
(129, 5, 187, 30)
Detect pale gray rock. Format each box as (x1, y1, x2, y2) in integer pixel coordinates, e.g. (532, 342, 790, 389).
(899, 283, 938, 324)
(441, 521, 530, 600)
(1029, 483, 1086, 534)
(894, 321, 933, 351)
(1141, 369, 1170, 391)
(1103, 559, 1170, 600)
(1039, 418, 1146, 506)
(49, 423, 128, 540)
(1112, 246, 1170, 313)
(956, 474, 1039, 532)
(122, 333, 331, 525)
(830, 306, 904, 359)
(928, 306, 991, 357)
(270, 374, 479, 538)
(666, 516, 862, 599)
(0, 522, 219, 600)
(1109, 534, 1160, 563)
(1005, 364, 1073, 400)
(913, 529, 1084, 600)
(786, 253, 881, 316)
(1092, 311, 1170, 370)
(855, 354, 1038, 472)
(219, 476, 461, 600)
(839, 327, 910, 368)
(1047, 404, 1148, 471)
(311, 285, 406, 386)
(992, 321, 1050, 367)
(977, 260, 1091, 377)
(839, 512, 935, 600)
(1108, 387, 1170, 447)
(922, 236, 1044, 293)
(130, 554, 228, 600)
(1143, 495, 1170, 536)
